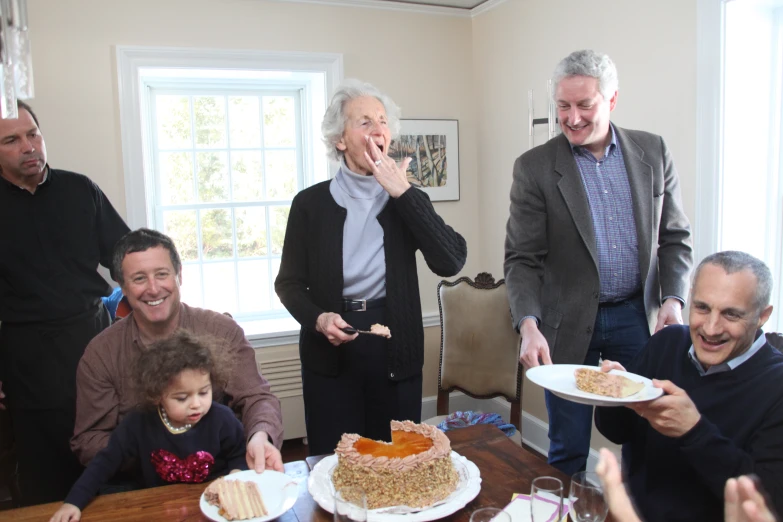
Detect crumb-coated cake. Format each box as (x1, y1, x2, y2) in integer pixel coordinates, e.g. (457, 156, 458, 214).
(332, 420, 459, 509)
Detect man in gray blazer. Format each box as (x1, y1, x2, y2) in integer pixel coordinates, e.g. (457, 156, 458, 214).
(504, 50, 693, 474)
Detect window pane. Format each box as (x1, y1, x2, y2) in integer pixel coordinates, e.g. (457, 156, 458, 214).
(194, 96, 226, 148)
(238, 260, 271, 313)
(263, 96, 296, 147)
(162, 210, 198, 261)
(236, 207, 267, 257)
(160, 152, 194, 205)
(269, 206, 290, 255)
(156, 95, 191, 149)
(197, 152, 229, 203)
(202, 262, 237, 315)
(231, 151, 263, 202)
(200, 208, 233, 260)
(271, 258, 284, 309)
(265, 150, 297, 200)
(181, 263, 203, 308)
(229, 96, 261, 148)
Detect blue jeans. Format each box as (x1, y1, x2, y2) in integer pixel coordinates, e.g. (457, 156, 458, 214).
(545, 295, 650, 475)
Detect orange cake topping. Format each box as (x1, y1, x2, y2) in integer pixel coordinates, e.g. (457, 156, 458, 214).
(335, 420, 451, 472)
(354, 430, 434, 458)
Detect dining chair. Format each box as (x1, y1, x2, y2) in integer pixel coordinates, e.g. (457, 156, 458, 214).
(766, 332, 783, 352)
(422, 272, 523, 444)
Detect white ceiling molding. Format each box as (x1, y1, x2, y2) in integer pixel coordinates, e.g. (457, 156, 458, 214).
(470, 0, 508, 18)
(264, 0, 508, 18)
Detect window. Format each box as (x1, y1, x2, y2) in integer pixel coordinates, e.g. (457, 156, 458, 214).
(697, 0, 783, 331)
(117, 48, 343, 343)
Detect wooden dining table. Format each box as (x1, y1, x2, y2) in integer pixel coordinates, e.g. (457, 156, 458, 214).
(5, 424, 576, 522)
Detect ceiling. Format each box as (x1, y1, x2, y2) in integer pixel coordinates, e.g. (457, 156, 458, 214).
(374, 0, 489, 7)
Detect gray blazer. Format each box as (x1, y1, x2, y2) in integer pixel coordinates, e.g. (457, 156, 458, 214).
(504, 126, 693, 364)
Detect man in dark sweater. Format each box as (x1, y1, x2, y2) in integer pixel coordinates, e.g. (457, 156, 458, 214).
(0, 101, 130, 504)
(596, 251, 783, 522)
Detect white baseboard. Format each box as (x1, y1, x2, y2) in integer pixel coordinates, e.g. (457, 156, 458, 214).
(421, 393, 603, 472)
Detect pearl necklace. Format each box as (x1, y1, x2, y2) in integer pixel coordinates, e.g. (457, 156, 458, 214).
(158, 406, 192, 434)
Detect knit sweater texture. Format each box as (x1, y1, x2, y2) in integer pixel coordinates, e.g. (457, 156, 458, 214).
(275, 182, 467, 380)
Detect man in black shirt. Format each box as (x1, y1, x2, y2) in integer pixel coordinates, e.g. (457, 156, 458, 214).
(0, 101, 129, 505)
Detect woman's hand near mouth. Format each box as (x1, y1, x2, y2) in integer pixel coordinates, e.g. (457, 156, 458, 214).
(363, 136, 412, 198)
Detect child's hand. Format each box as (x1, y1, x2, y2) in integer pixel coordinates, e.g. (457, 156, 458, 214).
(50, 503, 81, 522)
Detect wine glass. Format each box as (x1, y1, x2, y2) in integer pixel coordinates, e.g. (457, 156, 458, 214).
(469, 507, 512, 522)
(531, 476, 564, 522)
(334, 486, 367, 522)
(569, 472, 608, 522)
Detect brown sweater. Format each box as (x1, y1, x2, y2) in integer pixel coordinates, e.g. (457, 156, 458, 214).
(70, 303, 284, 466)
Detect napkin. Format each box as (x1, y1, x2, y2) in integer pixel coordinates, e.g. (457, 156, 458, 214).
(502, 493, 570, 522)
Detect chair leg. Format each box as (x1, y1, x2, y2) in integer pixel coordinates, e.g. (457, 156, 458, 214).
(436, 390, 449, 416)
(510, 399, 522, 434)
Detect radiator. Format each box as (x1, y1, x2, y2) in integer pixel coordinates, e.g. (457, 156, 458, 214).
(255, 345, 306, 440)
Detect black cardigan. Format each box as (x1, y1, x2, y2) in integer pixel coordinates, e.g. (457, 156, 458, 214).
(275, 181, 467, 381)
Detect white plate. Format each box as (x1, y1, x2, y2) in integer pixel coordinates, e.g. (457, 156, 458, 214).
(525, 364, 663, 407)
(200, 469, 299, 522)
(308, 451, 482, 522)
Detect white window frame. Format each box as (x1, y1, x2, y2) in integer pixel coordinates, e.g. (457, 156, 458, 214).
(697, 0, 783, 331)
(116, 46, 343, 346)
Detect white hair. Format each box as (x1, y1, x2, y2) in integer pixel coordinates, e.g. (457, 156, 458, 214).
(552, 50, 619, 101)
(321, 79, 402, 162)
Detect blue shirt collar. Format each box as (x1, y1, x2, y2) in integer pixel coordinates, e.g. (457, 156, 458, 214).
(688, 329, 767, 376)
(569, 123, 618, 160)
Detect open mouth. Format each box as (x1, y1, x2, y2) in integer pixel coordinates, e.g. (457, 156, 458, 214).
(145, 298, 165, 306)
(700, 335, 728, 349)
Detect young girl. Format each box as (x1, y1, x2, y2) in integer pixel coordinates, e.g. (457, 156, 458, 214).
(51, 330, 247, 522)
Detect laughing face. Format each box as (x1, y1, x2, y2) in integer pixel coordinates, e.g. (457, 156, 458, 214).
(121, 246, 182, 339)
(336, 95, 391, 175)
(689, 263, 773, 369)
(555, 75, 617, 158)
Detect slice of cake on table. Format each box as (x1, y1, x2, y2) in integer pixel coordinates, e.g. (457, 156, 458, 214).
(204, 477, 268, 520)
(332, 420, 459, 509)
(574, 367, 645, 398)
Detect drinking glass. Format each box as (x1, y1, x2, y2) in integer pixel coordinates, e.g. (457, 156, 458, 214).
(531, 476, 564, 522)
(469, 507, 512, 522)
(334, 486, 367, 522)
(569, 472, 608, 522)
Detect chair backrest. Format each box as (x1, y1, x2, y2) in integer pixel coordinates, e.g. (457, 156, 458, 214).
(437, 273, 522, 426)
(766, 332, 783, 352)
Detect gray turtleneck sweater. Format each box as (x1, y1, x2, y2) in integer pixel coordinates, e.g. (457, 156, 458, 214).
(329, 160, 389, 300)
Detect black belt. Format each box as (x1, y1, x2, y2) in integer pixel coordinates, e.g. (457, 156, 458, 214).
(341, 297, 386, 312)
(600, 292, 643, 307)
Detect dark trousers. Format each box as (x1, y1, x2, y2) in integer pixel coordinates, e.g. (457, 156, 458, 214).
(0, 303, 111, 505)
(301, 307, 423, 456)
(545, 294, 650, 475)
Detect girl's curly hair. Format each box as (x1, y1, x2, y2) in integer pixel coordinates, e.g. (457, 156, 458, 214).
(133, 329, 233, 410)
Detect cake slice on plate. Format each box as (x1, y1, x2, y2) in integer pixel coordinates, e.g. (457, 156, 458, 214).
(574, 367, 645, 398)
(204, 477, 268, 520)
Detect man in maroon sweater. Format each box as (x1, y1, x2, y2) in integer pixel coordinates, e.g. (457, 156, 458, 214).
(71, 229, 284, 481)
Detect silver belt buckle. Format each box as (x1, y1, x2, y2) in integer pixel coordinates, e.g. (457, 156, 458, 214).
(359, 300, 367, 312)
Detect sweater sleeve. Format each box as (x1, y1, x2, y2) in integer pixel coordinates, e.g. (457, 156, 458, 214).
(219, 408, 250, 472)
(91, 180, 130, 278)
(274, 193, 326, 330)
(392, 187, 467, 277)
(71, 340, 121, 466)
(222, 324, 284, 449)
(65, 414, 140, 509)
(677, 400, 783, 515)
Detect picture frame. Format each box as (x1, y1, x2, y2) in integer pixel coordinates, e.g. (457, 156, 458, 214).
(388, 119, 460, 202)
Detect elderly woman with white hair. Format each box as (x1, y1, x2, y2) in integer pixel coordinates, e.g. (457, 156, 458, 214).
(275, 79, 467, 455)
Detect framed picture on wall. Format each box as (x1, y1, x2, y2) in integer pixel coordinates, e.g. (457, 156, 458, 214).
(388, 119, 460, 202)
